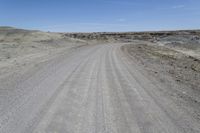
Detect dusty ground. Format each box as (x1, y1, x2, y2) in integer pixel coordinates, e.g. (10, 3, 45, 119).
(123, 42, 200, 89)
(0, 27, 200, 133)
(0, 27, 87, 77)
(122, 42, 200, 122)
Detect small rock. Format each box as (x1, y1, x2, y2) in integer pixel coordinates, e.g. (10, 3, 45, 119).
(182, 91, 186, 94)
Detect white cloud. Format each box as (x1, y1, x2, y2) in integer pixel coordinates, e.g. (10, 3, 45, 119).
(39, 22, 134, 32)
(172, 5, 185, 9)
(39, 22, 132, 30)
(117, 18, 126, 22)
(104, 0, 139, 6)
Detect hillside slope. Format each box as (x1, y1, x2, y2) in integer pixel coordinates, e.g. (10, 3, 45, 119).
(0, 27, 86, 76)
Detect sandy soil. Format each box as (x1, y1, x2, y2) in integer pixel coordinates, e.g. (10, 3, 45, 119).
(0, 27, 87, 77)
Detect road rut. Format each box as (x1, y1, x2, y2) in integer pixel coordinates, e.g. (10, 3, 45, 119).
(0, 43, 199, 133)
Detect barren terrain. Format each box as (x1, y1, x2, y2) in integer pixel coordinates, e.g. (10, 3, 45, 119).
(0, 27, 86, 77)
(0, 27, 200, 133)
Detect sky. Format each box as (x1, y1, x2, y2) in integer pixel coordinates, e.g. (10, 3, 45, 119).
(0, 0, 200, 32)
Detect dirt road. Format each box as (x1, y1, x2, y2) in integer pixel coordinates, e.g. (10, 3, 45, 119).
(0, 43, 199, 133)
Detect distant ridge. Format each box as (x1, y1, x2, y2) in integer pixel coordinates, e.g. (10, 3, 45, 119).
(0, 26, 200, 34)
(0, 26, 16, 29)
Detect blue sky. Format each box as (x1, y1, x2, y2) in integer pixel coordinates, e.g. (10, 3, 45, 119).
(0, 0, 200, 32)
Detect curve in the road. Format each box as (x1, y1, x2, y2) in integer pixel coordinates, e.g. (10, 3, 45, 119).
(0, 43, 199, 133)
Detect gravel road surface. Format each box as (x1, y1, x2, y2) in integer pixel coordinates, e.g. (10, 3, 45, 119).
(0, 43, 199, 133)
